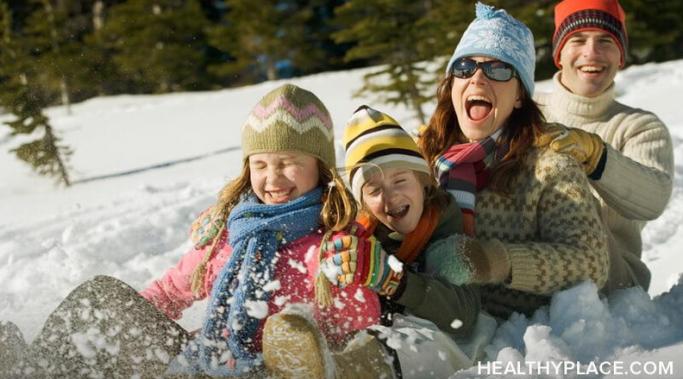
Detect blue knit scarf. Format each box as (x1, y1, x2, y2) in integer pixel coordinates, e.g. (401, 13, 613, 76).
(168, 187, 323, 377)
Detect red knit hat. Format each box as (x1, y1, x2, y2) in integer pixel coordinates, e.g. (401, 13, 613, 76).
(552, 0, 627, 68)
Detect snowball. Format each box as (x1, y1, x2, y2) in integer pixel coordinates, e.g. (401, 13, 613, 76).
(353, 288, 366, 303)
(245, 300, 269, 319)
(263, 280, 281, 292)
(387, 255, 404, 273)
(287, 258, 307, 274)
(320, 260, 340, 285)
(274, 295, 291, 307)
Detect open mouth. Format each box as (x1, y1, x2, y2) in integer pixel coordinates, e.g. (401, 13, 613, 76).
(386, 205, 409, 219)
(579, 65, 605, 74)
(466, 95, 493, 121)
(267, 188, 294, 203)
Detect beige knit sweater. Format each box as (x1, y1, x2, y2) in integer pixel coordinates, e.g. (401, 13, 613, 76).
(477, 147, 609, 318)
(535, 73, 674, 293)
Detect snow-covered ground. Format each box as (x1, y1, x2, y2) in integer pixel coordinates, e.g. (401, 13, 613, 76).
(1, 60, 683, 378)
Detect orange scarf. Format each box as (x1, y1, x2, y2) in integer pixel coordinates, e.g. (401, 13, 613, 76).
(357, 206, 440, 264)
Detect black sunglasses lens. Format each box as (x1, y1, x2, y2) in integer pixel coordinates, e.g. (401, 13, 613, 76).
(482, 61, 515, 81)
(451, 58, 515, 81)
(451, 58, 477, 78)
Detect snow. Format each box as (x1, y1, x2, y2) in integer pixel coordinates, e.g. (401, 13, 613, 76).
(451, 281, 683, 378)
(244, 300, 269, 320)
(2, 60, 683, 377)
(387, 254, 404, 273)
(262, 279, 281, 293)
(354, 287, 367, 303)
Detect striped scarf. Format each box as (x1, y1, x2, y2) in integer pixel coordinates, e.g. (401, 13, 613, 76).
(357, 205, 441, 264)
(169, 188, 323, 377)
(434, 134, 500, 237)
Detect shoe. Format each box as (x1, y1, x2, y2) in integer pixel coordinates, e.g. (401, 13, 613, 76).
(333, 332, 395, 379)
(0, 321, 27, 376)
(262, 312, 395, 379)
(262, 312, 331, 379)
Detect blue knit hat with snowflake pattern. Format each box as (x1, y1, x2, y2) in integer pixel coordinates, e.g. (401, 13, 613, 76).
(445, 2, 536, 96)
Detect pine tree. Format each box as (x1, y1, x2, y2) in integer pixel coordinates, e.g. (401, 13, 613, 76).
(19, 0, 102, 112)
(305, 0, 353, 72)
(100, 0, 212, 93)
(333, 0, 443, 125)
(209, 0, 327, 84)
(82, 0, 129, 95)
(620, 0, 683, 65)
(0, 2, 72, 186)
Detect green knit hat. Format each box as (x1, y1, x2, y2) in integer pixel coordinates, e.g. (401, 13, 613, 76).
(241, 84, 335, 168)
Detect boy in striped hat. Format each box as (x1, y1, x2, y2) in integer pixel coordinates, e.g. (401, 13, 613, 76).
(320, 105, 499, 377)
(343, 105, 434, 233)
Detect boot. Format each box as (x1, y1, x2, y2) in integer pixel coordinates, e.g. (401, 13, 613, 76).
(0, 320, 27, 377)
(262, 312, 331, 379)
(333, 332, 395, 379)
(16, 275, 190, 377)
(262, 312, 394, 379)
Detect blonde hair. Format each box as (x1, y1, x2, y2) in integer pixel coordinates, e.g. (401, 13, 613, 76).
(190, 158, 357, 297)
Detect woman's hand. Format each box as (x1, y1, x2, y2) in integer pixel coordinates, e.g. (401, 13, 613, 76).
(425, 235, 510, 286)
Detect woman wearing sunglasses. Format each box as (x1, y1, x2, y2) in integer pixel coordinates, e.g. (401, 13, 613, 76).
(418, 3, 609, 323)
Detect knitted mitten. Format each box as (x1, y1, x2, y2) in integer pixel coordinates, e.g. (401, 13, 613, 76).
(424, 234, 510, 285)
(321, 234, 404, 296)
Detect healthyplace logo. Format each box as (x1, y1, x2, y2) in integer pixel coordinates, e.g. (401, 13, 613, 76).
(477, 360, 674, 376)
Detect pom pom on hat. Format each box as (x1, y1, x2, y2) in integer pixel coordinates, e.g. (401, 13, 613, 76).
(475, 2, 496, 19)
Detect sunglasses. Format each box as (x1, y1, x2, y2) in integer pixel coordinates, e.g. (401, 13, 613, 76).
(450, 57, 517, 82)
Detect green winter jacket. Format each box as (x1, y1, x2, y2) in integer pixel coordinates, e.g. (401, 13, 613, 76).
(378, 199, 481, 338)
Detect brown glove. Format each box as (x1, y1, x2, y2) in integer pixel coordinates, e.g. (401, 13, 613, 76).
(536, 123, 605, 176)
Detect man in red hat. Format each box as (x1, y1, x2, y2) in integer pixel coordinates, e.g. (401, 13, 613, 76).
(535, 0, 674, 294)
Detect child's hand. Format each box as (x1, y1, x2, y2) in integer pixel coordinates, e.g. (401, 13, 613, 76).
(321, 234, 404, 296)
(320, 235, 364, 287)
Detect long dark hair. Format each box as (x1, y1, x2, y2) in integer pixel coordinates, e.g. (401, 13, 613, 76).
(418, 74, 546, 193)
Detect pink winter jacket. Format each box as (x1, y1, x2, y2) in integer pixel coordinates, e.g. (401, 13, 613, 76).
(140, 227, 381, 345)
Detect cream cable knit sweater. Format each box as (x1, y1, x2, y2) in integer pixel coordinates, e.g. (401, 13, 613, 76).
(535, 72, 674, 293)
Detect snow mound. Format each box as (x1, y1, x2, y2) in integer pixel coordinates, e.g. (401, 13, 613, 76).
(452, 279, 683, 378)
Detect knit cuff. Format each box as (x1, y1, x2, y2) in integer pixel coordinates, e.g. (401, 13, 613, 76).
(480, 239, 511, 284)
(389, 270, 409, 301)
(588, 143, 608, 180)
(506, 246, 543, 292)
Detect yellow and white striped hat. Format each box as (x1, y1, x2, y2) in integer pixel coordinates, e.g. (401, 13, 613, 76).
(343, 105, 431, 201)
